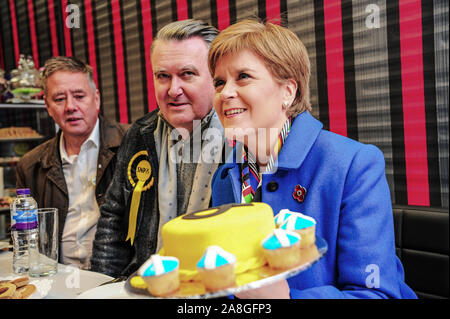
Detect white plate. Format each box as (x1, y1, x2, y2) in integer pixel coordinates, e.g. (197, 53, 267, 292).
(76, 282, 142, 299)
(126, 237, 328, 299)
(0, 276, 52, 299)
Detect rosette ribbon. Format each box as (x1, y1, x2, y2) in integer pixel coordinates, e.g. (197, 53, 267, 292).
(126, 151, 154, 245)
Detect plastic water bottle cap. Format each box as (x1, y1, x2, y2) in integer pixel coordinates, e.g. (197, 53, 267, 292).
(16, 188, 31, 195)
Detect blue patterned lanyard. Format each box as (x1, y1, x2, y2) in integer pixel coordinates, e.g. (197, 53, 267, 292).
(240, 117, 292, 203)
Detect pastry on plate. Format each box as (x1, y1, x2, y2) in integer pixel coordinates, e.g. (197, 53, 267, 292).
(280, 212, 316, 248)
(197, 246, 236, 291)
(261, 229, 302, 269)
(138, 254, 180, 297)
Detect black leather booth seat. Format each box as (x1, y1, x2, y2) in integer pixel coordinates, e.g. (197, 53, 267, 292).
(393, 205, 449, 299)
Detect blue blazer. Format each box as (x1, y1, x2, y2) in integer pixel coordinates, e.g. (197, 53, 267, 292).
(212, 111, 417, 299)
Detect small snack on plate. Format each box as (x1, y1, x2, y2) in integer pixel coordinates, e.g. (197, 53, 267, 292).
(0, 282, 16, 299)
(11, 277, 29, 288)
(0, 277, 36, 299)
(197, 246, 236, 291)
(138, 254, 180, 297)
(14, 284, 36, 299)
(0, 126, 41, 139)
(261, 229, 302, 269)
(280, 212, 316, 248)
(274, 209, 297, 227)
(0, 196, 14, 208)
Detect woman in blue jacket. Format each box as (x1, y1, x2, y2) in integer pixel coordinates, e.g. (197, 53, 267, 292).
(208, 20, 416, 299)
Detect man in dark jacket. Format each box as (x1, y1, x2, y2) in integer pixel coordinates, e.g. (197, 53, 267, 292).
(16, 56, 128, 269)
(91, 20, 225, 277)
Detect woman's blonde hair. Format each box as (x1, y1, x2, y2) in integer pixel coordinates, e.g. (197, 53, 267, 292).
(208, 19, 311, 116)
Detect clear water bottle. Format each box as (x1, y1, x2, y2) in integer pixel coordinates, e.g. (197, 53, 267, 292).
(10, 188, 38, 274)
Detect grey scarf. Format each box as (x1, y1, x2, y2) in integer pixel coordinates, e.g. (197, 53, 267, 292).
(153, 109, 224, 251)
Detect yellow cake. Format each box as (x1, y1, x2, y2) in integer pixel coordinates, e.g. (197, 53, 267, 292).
(160, 202, 275, 281)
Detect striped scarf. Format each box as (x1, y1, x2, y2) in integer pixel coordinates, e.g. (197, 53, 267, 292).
(241, 117, 292, 203)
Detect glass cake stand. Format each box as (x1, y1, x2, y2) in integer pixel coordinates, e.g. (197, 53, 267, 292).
(124, 236, 328, 299)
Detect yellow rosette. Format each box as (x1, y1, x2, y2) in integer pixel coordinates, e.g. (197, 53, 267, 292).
(126, 150, 154, 245)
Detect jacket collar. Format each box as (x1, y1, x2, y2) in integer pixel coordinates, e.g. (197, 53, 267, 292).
(98, 115, 125, 149)
(41, 116, 121, 169)
(221, 111, 323, 171)
(218, 111, 323, 202)
(277, 111, 323, 170)
(41, 131, 62, 169)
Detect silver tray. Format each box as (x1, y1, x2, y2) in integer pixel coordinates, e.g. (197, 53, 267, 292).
(125, 236, 328, 299)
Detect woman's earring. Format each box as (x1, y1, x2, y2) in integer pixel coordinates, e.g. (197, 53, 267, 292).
(282, 101, 289, 110)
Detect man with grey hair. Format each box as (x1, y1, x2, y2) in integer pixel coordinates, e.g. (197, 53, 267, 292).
(91, 19, 225, 277)
(16, 56, 128, 269)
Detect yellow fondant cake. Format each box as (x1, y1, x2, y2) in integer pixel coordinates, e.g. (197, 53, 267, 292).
(160, 202, 275, 281)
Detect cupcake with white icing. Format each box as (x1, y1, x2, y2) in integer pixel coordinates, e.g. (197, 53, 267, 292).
(274, 208, 298, 227)
(261, 229, 302, 269)
(280, 212, 316, 248)
(138, 254, 180, 296)
(197, 246, 236, 291)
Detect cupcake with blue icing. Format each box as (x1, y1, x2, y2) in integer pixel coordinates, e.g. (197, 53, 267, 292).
(138, 254, 180, 296)
(280, 212, 316, 248)
(274, 208, 297, 227)
(197, 246, 237, 291)
(261, 229, 302, 269)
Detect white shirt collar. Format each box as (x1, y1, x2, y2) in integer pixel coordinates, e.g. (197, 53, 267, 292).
(60, 118, 100, 164)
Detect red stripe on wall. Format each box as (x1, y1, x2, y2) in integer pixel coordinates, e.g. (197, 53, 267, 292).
(177, 0, 188, 20)
(266, 0, 280, 24)
(48, 0, 59, 57)
(399, 0, 429, 206)
(27, 0, 39, 67)
(141, 0, 157, 111)
(84, 0, 98, 86)
(323, 0, 347, 137)
(111, 0, 129, 123)
(8, 0, 19, 64)
(61, 0, 72, 56)
(216, 0, 230, 30)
